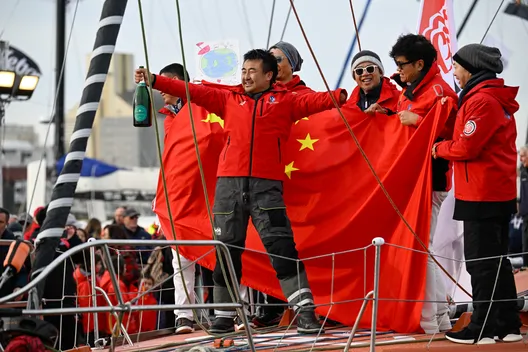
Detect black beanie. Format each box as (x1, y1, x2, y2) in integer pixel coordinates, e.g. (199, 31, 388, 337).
(453, 44, 503, 75)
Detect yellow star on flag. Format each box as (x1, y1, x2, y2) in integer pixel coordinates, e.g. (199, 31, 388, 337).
(294, 117, 309, 125)
(202, 113, 224, 128)
(284, 161, 299, 179)
(297, 133, 319, 151)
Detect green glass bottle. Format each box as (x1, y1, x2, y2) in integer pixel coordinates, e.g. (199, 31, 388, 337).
(133, 66, 152, 127)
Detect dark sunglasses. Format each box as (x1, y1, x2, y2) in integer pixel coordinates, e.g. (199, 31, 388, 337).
(275, 56, 285, 64)
(354, 65, 377, 76)
(395, 60, 415, 70)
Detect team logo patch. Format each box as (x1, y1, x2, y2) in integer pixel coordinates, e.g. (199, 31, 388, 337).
(407, 104, 412, 111)
(463, 120, 476, 136)
(269, 95, 276, 103)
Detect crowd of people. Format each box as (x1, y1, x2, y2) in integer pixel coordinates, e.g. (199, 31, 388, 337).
(0, 32, 524, 348)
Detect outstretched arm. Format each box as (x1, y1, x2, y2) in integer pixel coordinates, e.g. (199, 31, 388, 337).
(291, 89, 348, 121)
(134, 68, 228, 117)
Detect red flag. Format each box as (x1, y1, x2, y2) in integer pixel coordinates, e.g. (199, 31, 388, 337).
(155, 97, 455, 332)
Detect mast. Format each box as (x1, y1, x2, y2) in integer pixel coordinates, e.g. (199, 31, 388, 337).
(28, 0, 129, 309)
(55, 0, 66, 162)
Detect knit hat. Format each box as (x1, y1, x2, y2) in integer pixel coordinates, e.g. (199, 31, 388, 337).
(269, 41, 303, 72)
(351, 50, 384, 75)
(453, 44, 503, 75)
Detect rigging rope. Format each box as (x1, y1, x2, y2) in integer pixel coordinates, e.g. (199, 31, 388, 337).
(280, 0, 293, 41)
(480, 0, 506, 43)
(348, 0, 362, 51)
(136, 0, 243, 337)
(288, 0, 472, 298)
(266, 0, 277, 48)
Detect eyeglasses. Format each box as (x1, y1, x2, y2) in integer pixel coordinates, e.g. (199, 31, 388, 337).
(354, 65, 377, 76)
(275, 56, 285, 64)
(395, 60, 414, 70)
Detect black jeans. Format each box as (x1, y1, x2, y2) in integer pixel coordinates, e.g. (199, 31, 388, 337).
(464, 217, 521, 334)
(522, 216, 528, 265)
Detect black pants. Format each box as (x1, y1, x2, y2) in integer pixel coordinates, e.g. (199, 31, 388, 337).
(522, 216, 528, 265)
(212, 177, 313, 317)
(464, 217, 521, 334)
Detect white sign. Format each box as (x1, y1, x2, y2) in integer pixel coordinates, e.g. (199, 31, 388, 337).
(195, 40, 241, 85)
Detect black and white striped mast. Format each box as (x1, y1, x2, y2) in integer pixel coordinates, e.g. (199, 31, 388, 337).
(27, 0, 129, 309)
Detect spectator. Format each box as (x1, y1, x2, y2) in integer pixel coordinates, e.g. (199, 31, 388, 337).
(121, 208, 151, 265)
(85, 218, 102, 240)
(102, 224, 140, 287)
(0, 207, 28, 299)
(112, 207, 126, 226)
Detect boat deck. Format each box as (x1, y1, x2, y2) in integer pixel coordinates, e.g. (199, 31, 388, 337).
(97, 269, 528, 352)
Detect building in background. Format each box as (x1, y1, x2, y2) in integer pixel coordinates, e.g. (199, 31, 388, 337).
(64, 53, 167, 168)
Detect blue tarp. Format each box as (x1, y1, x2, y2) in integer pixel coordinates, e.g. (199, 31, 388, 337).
(55, 155, 122, 177)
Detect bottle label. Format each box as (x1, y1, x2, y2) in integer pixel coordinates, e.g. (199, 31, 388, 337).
(134, 105, 148, 122)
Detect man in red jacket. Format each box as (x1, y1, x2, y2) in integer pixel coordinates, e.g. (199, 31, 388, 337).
(387, 34, 458, 334)
(433, 44, 522, 345)
(346, 50, 400, 113)
(135, 49, 347, 334)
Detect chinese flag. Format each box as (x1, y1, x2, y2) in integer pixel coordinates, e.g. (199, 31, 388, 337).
(154, 98, 455, 333)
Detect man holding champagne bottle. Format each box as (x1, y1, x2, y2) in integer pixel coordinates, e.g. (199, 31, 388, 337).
(135, 49, 347, 334)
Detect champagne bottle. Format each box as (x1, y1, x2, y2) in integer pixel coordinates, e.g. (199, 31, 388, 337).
(133, 66, 152, 127)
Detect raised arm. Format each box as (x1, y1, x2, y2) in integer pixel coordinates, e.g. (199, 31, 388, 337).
(291, 88, 348, 121)
(134, 68, 229, 117)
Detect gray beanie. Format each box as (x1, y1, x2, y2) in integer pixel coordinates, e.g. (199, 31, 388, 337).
(351, 50, 384, 75)
(270, 41, 303, 72)
(453, 44, 503, 74)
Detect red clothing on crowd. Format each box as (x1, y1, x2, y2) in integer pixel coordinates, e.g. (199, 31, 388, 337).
(347, 77, 400, 112)
(136, 289, 158, 332)
(435, 79, 518, 202)
(73, 267, 106, 334)
(99, 271, 138, 335)
(152, 74, 346, 181)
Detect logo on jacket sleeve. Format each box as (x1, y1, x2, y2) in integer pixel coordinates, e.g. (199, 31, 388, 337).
(269, 95, 276, 103)
(463, 120, 476, 136)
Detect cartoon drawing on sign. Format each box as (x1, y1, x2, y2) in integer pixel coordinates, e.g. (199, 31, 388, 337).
(195, 40, 241, 85)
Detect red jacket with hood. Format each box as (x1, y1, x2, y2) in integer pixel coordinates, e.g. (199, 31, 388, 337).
(393, 64, 458, 192)
(347, 77, 400, 112)
(152, 74, 346, 181)
(436, 79, 518, 202)
(73, 267, 106, 334)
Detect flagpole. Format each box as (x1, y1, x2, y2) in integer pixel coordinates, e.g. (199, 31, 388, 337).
(27, 0, 128, 309)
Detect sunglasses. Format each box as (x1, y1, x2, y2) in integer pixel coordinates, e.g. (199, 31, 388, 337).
(275, 56, 285, 64)
(354, 65, 377, 76)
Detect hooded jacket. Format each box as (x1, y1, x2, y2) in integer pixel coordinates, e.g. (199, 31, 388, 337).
(436, 78, 518, 202)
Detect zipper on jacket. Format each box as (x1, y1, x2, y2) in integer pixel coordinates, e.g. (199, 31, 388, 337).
(260, 100, 264, 116)
(223, 136, 230, 161)
(278, 138, 281, 163)
(464, 161, 469, 182)
(248, 98, 260, 176)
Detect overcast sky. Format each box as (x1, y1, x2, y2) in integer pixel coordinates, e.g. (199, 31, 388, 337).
(2, 0, 528, 147)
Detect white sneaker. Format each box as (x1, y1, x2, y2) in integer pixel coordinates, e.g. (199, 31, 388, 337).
(437, 313, 452, 332)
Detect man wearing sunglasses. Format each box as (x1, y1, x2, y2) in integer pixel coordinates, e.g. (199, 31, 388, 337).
(386, 34, 458, 335)
(269, 41, 312, 95)
(347, 50, 400, 113)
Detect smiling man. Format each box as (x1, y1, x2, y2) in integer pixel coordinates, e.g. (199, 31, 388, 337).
(388, 34, 458, 335)
(347, 50, 399, 113)
(135, 49, 347, 334)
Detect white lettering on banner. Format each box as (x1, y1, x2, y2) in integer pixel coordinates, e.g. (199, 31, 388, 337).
(422, 2, 453, 76)
(6, 49, 41, 76)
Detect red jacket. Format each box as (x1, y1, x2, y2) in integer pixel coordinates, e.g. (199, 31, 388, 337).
(153, 74, 346, 181)
(136, 289, 158, 332)
(73, 267, 106, 334)
(436, 79, 518, 202)
(99, 271, 138, 335)
(347, 77, 400, 112)
(284, 75, 314, 94)
(393, 64, 458, 191)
